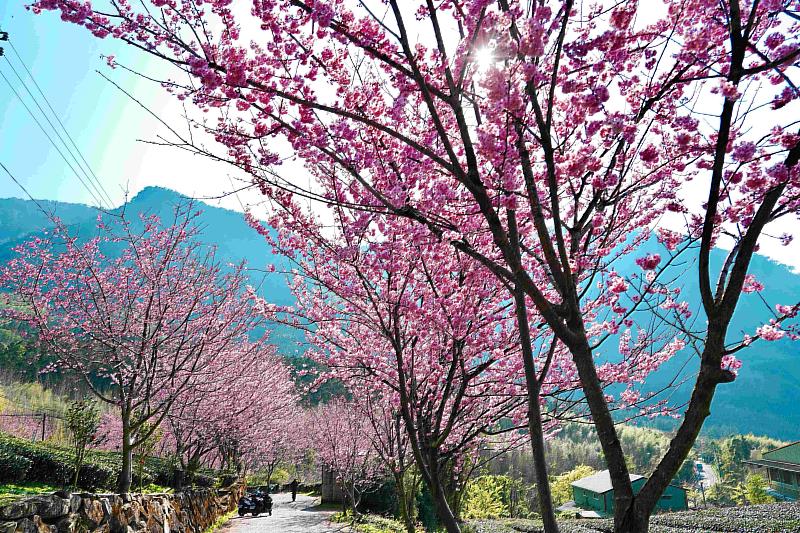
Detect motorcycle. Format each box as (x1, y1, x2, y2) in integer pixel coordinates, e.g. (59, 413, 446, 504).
(237, 489, 273, 517)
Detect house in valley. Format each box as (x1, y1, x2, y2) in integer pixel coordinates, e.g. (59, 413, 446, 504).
(745, 441, 800, 501)
(557, 470, 688, 518)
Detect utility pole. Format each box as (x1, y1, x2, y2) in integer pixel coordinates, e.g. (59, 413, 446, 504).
(41, 413, 46, 441)
(699, 481, 707, 509)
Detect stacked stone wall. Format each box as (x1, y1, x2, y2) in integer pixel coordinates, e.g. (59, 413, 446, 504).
(0, 485, 244, 533)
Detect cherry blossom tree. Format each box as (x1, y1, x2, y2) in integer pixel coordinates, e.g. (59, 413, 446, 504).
(0, 205, 269, 492)
(310, 399, 383, 517)
(253, 210, 537, 531)
(33, 0, 800, 530)
(163, 343, 297, 489)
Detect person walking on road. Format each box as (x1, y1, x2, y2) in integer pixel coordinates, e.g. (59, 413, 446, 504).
(290, 479, 299, 502)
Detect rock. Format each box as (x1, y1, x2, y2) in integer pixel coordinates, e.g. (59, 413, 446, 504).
(68, 495, 81, 515)
(28, 497, 69, 520)
(31, 517, 54, 533)
(82, 499, 106, 526)
(0, 522, 16, 533)
(53, 516, 75, 533)
(0, 501, 35, 521)
(100, 498, 112, 519)
(13, 518, 36, 533)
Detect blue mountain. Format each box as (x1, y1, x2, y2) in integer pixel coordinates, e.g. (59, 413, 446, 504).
(607, 240, 800, 441)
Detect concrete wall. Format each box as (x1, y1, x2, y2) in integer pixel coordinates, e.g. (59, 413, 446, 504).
(0, 484, 244, 533)
(320, 468, 344, 505)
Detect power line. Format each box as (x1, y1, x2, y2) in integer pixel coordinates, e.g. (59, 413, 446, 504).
(0, 160, 50, 215)
(5, 38, 116, 208)
(0, 67, 107, 208)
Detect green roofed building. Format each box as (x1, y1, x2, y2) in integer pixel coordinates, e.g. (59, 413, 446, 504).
(557, 470, 688, 518)
(745, 441, 800, 501)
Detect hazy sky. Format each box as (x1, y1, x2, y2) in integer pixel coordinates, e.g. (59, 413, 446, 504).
(0, 2, 259, 212)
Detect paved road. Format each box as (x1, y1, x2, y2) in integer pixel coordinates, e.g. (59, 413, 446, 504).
(221, 493, 348, 533)
(696, 462, 719, 488)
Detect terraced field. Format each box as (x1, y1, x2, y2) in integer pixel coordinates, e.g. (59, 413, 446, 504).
(466, 502, 800, 533)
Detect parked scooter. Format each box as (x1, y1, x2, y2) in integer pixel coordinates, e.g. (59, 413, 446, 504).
(238, 488, 273, 517)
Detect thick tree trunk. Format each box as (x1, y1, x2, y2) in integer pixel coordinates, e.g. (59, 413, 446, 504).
(514, 287, 559, 533)
(616, 506, 650, 533)
(428, 473, 461, 533)
(619, 336, 731, 532)
(117, 413, 133, 493)
(566, 330, 635, 532)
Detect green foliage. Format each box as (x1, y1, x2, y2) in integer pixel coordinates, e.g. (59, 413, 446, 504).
(674, 456, 699, 485)
(133, 419, 164, 492)
(359, 478, 398, 516)
(0, 448, 32, 482)
(332, 510, 416, 533)
(462, 476, 509, 520)
(0, 431, 190, 491)
(270, 467, 290, 486)
(202, 510, 237, 533)
(550, 465, 596, 507)
(415, 484, 438, 531)
(543, 424, 670, 477)
(704, 479, 737, 507)
(0, 482, 60, 505)
(0, 431, 114, 490)
(704, 434, 785, 485)
(742, 474, 775, 505)
(65, 399, 103, 487)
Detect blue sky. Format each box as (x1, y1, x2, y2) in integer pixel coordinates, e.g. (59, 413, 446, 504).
(0, 2, 253, 211)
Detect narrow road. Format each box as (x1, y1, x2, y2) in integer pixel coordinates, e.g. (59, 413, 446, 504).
(696, 462, 719, 488)
(221, 492, 348, 533)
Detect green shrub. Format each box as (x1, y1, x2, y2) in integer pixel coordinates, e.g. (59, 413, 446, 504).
(0, 431, 214, 492)
(0, 449, 31, 482)
(550, 465, 596, 507)
(462, 476, 508, 520)
(360, 478, 398, 516)
(416, 484, 438, 531)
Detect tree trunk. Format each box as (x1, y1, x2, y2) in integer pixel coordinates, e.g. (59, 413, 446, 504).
(117, 414, 133, 493)
(73, 448, 84, 489)
(514, 287, 559, 533)
(394, 472, 416, 533)
(428, 474, 461, 533)
(616, 506, 650, 533)
(565, 330, 635, 531)
(619, 339, 730, 532)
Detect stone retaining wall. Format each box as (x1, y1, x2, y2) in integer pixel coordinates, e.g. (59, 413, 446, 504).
(0, 484, 244, 533)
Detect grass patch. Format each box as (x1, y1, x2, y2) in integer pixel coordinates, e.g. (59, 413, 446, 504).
(0, 482, 59, 505)
(203, 510, 237, 533)
(310, 501, 342, 511)
(332, 510, 420, 533)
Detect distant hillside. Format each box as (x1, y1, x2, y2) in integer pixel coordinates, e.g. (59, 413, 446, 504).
(0, 197, 96, 246)
(608, 239, 800, 441)
(0, 189, 798, 437)
(0, 187, 302, 358)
